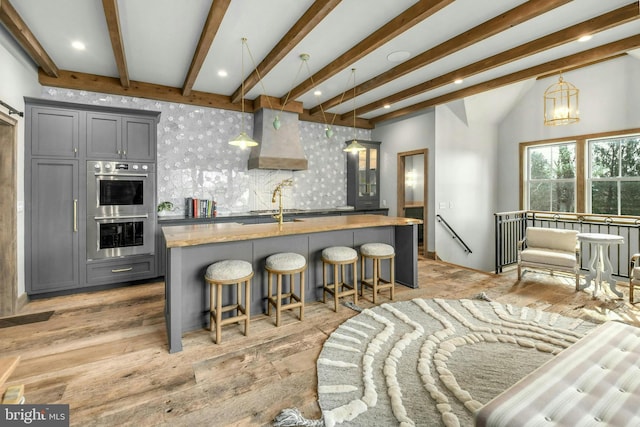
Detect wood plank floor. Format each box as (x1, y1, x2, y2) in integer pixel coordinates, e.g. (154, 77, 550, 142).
(2, 258, 639, 426)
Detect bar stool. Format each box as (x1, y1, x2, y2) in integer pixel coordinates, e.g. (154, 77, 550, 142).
(322, 246, 358, 312)
(204, 260, 253, 344)
(360, 243, 395, 304)
(266, 252, 306, 327)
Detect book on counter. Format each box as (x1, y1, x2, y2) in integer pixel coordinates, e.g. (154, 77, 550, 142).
(185, 197, 217, 218)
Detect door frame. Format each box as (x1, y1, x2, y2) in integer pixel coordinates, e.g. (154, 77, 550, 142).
(0, 110, 18, 316)
(397, 149, 428, 257)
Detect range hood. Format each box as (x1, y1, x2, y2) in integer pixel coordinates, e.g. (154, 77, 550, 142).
(248, 108, 308, 170)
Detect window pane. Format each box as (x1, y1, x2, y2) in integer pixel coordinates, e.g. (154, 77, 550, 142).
(552, 182, 575, 212)
(553, 145, 575, 179)
(591, 181, 618, 215)
(621, 181, 640, 215)
(529, 148, 552, 179)
(591, 140, 619, 178)
(621, 138, 640, 177)
(529, 182, 551, 211)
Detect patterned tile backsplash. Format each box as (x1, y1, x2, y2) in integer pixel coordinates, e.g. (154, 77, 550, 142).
(42, 87, 372, 214)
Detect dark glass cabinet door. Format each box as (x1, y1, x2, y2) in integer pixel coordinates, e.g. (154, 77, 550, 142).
(347, 140, 381, 210)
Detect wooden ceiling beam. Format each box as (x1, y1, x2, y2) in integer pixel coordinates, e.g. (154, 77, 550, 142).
(102, 0, 129, 88)
(283, 0, 454, 105)
(370, 34, 640, 125)
(0, 0, 58, 77)
(230, 0, 341, 104)
(313, 0, 571, 116)
(36, 68, 372, 128)
(352, 2, 639, 118)
(182, 0, 231, 97)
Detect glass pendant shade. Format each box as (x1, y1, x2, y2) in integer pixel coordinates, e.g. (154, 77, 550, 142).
(229, 131, 258, 149)
(544, 75, 579, 126)
(344, 139, 365, 153)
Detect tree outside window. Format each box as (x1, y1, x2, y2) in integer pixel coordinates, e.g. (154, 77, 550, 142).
(527, 143, 576, 212)
(590, 135, 640, 215)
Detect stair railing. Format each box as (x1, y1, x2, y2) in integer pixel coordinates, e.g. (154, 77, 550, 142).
(436, 214, 472, 254)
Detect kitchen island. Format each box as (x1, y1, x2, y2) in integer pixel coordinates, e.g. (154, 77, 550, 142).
(163, 214, 421, 353)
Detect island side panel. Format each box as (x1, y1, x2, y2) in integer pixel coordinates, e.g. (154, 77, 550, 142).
(395, 224, 419, 288)
(166, 246, 183, 353)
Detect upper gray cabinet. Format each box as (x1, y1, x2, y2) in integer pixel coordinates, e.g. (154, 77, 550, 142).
(29, 106, 80, 158)
(87, 113, 156, 161)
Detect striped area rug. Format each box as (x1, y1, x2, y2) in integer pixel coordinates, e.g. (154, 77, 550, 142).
(316, 298, 598, 427)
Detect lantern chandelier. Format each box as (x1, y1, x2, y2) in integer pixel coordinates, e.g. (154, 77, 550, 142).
(543, 73, 579, 126)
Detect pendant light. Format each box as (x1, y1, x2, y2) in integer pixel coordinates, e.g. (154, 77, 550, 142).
(543, 73, 579, 126)
(229, 38, 259, 149)
(344, 68, 366, 153)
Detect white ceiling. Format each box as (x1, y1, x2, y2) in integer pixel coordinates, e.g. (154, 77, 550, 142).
(4, 0, 640, 123)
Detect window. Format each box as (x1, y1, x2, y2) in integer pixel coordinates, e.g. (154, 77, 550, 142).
(589, 135, 640, 215)
(526, 142, 576, 212)
(520, 128, 640, 215)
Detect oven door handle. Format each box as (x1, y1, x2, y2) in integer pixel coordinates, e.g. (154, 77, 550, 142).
(94, 172, 149, 178)
(94, 214, 149, 220)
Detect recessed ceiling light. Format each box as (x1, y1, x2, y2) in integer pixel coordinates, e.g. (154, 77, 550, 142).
(314, 90, 322, 96)
(454, 78, 464, 84)
(387, 51, 410, 62)
(383, 104, 391, 109)
(71, 40, 85, 50)
(217, 70, 228, 77)
(578, 35, 592, 42)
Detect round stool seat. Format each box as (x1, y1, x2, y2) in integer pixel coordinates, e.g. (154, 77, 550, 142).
(322, 246, 357, 262)
(205, 260, 253, 281)
(360, 243, 395, 257)
(266, 252, 306, 271)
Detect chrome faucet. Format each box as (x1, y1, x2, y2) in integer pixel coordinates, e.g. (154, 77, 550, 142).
(272, 179, 293, 225)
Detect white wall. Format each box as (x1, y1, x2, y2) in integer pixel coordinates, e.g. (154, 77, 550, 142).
(434, 101, 498, 271)
(372, 110, 436, 252)
(0, 27, 42, 297)
(498, 55, 640, 212)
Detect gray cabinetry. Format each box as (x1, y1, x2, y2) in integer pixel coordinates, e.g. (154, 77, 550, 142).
(346, 140, 380, 210)
(29, 107, 80, 158)
(25, 97, 160, 296)
(28, 158, 81, 292)
(87, 113, 156, 161)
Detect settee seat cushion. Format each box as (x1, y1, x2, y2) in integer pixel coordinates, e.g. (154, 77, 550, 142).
(526, 227, 578, 252)
(520, 248, 577, 269)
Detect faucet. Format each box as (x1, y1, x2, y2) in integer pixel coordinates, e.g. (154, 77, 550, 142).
(272, 179, 293, 225)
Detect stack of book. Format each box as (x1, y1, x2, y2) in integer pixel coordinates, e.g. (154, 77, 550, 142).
(185, 197, 217, 218)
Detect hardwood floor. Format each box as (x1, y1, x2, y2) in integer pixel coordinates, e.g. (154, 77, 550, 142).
(2, 258, 639, 426)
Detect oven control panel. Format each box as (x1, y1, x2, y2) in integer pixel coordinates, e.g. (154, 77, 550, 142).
(90, 161, 155, 173)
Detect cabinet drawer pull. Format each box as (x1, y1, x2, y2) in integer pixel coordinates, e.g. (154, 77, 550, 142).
(111, 267, 133, 273)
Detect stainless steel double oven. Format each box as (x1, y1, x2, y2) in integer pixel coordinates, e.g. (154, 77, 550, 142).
(86, 160, 156, 260)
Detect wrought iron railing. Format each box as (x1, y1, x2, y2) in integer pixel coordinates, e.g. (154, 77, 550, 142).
(437, 214, 472, 254)
(494, 210, 640, 276)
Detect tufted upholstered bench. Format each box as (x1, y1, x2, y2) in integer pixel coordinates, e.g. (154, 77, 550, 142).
(321, 246, 358, 312)
(359, 242, 395, 304)
(266, 252, 306, 327)
(474, 321, 640, 427)
(204, 259, 253, 344)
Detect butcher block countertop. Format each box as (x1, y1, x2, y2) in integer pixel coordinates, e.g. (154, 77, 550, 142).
(162, 214, 422, 248)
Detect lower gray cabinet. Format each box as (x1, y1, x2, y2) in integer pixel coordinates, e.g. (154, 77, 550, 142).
(28, 159, 81, 293)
